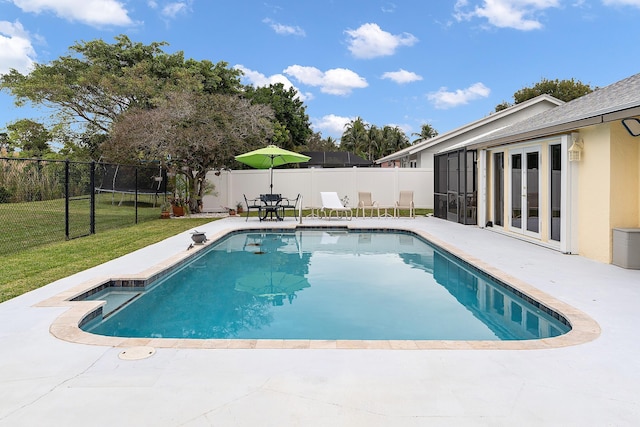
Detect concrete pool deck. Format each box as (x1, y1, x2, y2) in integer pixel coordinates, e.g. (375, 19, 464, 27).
(1, 216, 639, 425)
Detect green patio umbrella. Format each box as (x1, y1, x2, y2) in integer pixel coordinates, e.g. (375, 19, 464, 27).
(235, 145, 310, 194)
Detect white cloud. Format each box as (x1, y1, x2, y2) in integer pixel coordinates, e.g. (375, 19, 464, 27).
(161, 2, 190, 18)
(234, 65, 313, 102)
(454, 0, 560, 30)
(11, 0, 134, 27)
(381, 69, 423, 84)
(284, 65, 368, 96)
(0, 20, 36, 74)
(263, 18, 306, 36)
(603, 0, 640, 6)
(427, 82, 490, 109)
(312, 114, 354, 136)
(381, 2, 397, 13)
(345, 23, 418, 59)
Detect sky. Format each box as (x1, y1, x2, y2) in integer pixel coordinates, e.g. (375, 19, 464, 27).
(1, 0, 640, 143)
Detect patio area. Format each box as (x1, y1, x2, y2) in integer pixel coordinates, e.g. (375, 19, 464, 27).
(1, 216, 639, 426)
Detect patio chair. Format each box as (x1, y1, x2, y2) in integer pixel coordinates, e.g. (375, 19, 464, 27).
(280, 193, 301, 220)
(243, 194, 262, 221)
(394, 190, 415, 218)
(320, 192, 352, 220)
(356, 191, 379, 218)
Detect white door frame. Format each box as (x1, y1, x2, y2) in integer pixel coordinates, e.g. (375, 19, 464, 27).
(508, 146, 541, 238)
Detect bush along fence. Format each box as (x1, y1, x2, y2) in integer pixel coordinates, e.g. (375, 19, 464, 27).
(0, 157, 168, 255)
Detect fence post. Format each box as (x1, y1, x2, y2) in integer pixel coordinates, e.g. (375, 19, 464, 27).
(65, 159, 69, 240)
(135, 166, 139, 224)
(90, 161, 95, 235)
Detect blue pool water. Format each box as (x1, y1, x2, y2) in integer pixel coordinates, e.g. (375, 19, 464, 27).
(83, 229, 571, 341)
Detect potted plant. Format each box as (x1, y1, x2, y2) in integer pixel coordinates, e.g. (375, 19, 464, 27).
(171, 196, 186, 217)
(160, 201, 171, 219)
(236, 201, 244, 214)
(228, 206, 237, 216)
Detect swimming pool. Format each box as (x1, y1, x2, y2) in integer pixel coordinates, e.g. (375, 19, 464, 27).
(80, 229, 571, 341)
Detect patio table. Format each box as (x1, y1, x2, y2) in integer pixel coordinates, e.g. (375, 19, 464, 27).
(259, 194, 284, 221)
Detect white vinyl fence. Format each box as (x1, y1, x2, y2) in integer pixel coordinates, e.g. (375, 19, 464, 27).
(201, 167, 434, 212)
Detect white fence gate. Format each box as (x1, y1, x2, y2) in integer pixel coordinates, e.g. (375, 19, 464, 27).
(201, 167, 434, 212)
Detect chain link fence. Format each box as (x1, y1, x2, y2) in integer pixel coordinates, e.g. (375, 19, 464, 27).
(0, 158, 168, 255)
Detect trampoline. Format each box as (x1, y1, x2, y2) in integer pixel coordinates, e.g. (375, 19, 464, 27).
(95, 164, 168, 207)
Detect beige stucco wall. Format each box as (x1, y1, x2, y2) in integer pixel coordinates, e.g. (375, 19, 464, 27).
(610, 120, 640, 229)
(577, 125, 612, 263)
(577, 121, 640, 263)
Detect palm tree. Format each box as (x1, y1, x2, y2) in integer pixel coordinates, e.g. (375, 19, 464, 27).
(380, 125, 410, 158)
(411, 123, 438, 144)
(340, 117, 369, 158)
(366, 125, 384, 161)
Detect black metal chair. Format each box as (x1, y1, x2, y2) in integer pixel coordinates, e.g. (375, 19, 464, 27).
(280, 194, 300, 220)
(243, 194, 262, 221)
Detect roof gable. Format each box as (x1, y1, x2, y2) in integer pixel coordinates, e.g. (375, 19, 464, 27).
(376, 94, 563, 163)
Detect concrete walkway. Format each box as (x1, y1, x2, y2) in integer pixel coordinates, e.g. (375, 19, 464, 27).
(1, 216, 639, 426)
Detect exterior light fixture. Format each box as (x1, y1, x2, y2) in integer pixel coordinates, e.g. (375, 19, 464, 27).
(621, 118, 640, 137)
(568, 133, 583, 162)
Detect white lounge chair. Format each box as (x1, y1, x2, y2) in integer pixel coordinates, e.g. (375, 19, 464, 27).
(394, 190, 415, 218)
(356, 191, 379, 218)
(320, 192, 352, 220)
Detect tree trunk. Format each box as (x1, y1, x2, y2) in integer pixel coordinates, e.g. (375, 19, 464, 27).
(187, 170, 207, 213)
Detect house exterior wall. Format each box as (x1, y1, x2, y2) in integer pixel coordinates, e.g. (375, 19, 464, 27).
(477, 122, 639, 265)
(610, 121, 640, 230)
(577, 122, 639, 263)
(577, 126, 613, 263)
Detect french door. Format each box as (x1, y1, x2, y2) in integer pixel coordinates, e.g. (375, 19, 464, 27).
(510, 147, 540, 236)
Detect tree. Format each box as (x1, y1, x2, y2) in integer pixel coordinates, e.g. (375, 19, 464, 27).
(495, 77, 595, 112)
(5, 119, 52, 157)
(366, 126, 384, 161)
(340, 119, 411, 161)
(380, 125, 410, 158)
(243, 83, 312, 150)
(411, 123, 438, 144)
(494, 101, 511, 112)
(0, 35, 244, 159)
(0, 133, 8, 154)
(106, 91, 274, 212)
(301, 132, 339, 152)
(340, 117, 369, 158)
(513, 78, 594, 104)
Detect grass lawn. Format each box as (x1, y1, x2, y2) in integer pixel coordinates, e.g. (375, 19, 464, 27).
(0, 217, 214, 303)
(0, 193, 165, 255)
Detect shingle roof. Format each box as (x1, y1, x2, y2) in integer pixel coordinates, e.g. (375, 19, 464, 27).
(469, 73, 640, 148)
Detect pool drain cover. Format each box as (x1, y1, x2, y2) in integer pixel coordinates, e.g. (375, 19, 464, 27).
(118, 346, 156, 360)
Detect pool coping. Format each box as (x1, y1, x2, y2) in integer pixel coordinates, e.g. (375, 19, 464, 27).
(36, 223, 601, 350)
